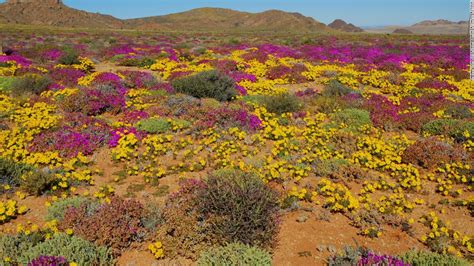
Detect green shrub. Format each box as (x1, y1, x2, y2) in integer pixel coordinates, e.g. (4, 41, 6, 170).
(58, 48, 80, 65)
(421, 119, 474, 142)
(0, 233, 43, 263)
(445, 104, 473, 119)
(322, 80, 354, 97)
(157, 170, 280, 259)
(312, 96, 345, 114)
(0, 158, 32, 193)
(197, 242, 272, 266)
(119, 57, 155, 68)
(261, 93, 302, 115)
(313, 158, 349, 177)
(198, 169, 280, 248)
(173, 118, 192, 130)
(20, 170, 57, 196)
(18, 234, 113, 265)
(0, 76, 16, 92)
(46, 197, 98, 222)
(141, 203, 163, 232)
(242, 95, 266, 105)
(327, 246, 365, 266)
(331, 108, 371, 130)
(171, 70, 237, 101)
(136, 118, 171, 134)
(399, 250, 471, 266)
(11, 74, 51, 96)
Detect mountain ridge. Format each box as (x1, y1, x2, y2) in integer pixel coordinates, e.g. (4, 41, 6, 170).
(328, 19, 364, 32)
(365, 19, 468, 35)
(1, 0, 457, 34)
(125, 7, 330, 32)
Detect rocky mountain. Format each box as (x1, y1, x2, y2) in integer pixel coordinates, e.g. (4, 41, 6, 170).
(0, 1, 331, 32)
(0, 0, 124, 28)
(328, 19, 364, 32)
(126, 8, 330, 32)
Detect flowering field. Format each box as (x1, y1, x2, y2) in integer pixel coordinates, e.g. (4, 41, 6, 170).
(0, 31, 473, 265)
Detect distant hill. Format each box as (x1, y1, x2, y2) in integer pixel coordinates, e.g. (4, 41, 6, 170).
(413, 19, 467, 27)
(0, 1, 331, 32)
(0, 0, 124, 29)
(126, 8, 330, 32)
(366, 19, 468, 35)
(4, 1, 458, 35)
(328, 19, 364, 32)
(392, 28, 413, 34)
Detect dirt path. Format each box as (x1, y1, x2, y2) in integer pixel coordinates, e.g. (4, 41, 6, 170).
(95, 62, 163, 82)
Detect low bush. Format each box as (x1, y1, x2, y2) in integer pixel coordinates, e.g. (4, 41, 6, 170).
(0, 158, 32, 193)
(141, 203, 163, 232)
(311, 96, 347, 114)
(118, 57, 155, 68)
(322, 80, 354, 97)
(312, 158, 349, 178)
(331, 108, 371, 130)
(0, 76, 16, 92)
(171, 70, 237, 101)
(399, 250, 471, 266)
(364, 94, 399, 131)
(58, 196, 146, 254)
(197, 243, 272, 266)
(421, 119, 474, 142)
(0, 233, 43, 263)
(18, 234, 113, 265)
(60, 88, 125, 116)
(156, 179, 208, 259)
(20, 170, 57, 196)
(402, 137, 467, 169)
(46, 196, 98, 222)
(135, 118, 171, 134)
(327, 246, 366, 266)
(261, 93, 302, 115)
(398, 111, 434, 132)
(11, 74, 51, 96)
(157, 170, 281, 259)
(445, 104, 473, 119)
(198, 169, 281, 248)
(327, 131, 359, 156)
(58, 48, 80, 65)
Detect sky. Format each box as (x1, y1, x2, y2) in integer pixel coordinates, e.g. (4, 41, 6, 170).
(2, 0, 469, 27)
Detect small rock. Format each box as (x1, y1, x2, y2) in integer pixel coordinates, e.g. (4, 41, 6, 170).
(327, 245, 337, 253)
(41, 166, 51, 174)
(296, 215, 308, 223)
(300, 206, 314, 212)
(316, 245, 326, 252)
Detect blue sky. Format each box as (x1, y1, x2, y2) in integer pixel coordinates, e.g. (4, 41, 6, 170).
(2, 0, 468, 26)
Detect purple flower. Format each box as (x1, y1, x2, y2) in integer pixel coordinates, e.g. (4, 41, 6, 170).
(358, 252, 409, 266)
(28, 255, 68, 266)
(42, 49, 63, 61)
(0, 54, 31, 67)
